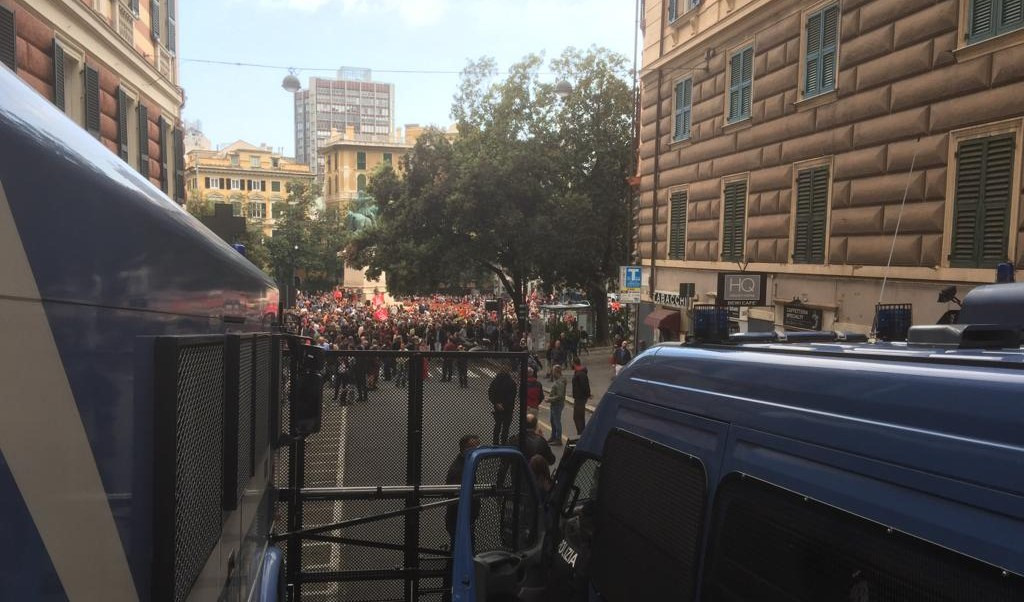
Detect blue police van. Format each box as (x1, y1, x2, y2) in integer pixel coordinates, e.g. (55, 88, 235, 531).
(450, 284, 1024, 601)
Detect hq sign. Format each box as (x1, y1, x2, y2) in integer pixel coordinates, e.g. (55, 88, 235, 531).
(716, 272, 767, 307)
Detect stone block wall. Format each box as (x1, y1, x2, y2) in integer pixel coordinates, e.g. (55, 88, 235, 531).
(639, 0, 1024, 269)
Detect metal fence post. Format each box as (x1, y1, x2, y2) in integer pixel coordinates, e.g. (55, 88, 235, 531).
(404, 351, 424, 601)
(286, 343, 305, 601)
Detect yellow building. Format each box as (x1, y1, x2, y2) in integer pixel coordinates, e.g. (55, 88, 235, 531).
(319, 124, 425, 212)
(1, 0, 184, 201)
(185, 141, 314, 235)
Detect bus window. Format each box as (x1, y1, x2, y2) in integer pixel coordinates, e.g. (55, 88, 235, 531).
(703, 474, 1024, 601)
(590, 430, 708, 601)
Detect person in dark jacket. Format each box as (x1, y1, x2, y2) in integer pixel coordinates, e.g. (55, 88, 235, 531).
(488, 365, 518, 444)
(524, 367, 544, 410)
(571, 358, 591, 435)
(508, 413, 556, 466)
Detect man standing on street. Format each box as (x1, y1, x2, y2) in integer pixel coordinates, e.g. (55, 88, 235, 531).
(442, 337, 459, 381)
(571, 357, 591, 436)
(488, 364, 517, 444)
(547, 365, 567, 445)
(612, 340, 632, 377)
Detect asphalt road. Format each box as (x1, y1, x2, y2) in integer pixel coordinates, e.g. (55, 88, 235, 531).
(296, 355, 526, 601)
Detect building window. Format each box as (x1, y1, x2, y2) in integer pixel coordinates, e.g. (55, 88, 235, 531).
(230, 178, 241, 190)
(271, 181, 281, 192)
(231, 201, 242, 217)
(272, 157, 280, 168)
(950, 134, 1015, 267)
(673, 78, 692, 142)
(357, 151, 366, 170)
(727, 46, 754, 123)
(383, 152, 392, 166)
(230, 154, 239, 167)
(803, 4, 839, 98)
(721, 179, 748, 262)
(793, 164, 830, 264)
(967, 0, 1024, 43)
(357, 174, 367, 192)
(669, 189, 688, 260)
(248, 202, 265, 219)
(250, 155, 260, 168)
(668, 0, 700, 22)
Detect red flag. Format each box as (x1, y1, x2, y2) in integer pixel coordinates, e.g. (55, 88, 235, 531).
(373, 307, 389, 322)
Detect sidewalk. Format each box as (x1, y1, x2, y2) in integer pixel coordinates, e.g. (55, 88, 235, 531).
(535, 346, 616, 460)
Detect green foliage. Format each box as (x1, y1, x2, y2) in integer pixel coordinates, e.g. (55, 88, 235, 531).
(349, 47, 633, 341)
(265, 180, 348, 290)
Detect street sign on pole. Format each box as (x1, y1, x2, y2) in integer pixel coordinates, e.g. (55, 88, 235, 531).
(621, 266, 643, 290)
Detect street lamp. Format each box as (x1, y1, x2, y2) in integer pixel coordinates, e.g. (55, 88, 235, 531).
(282, 69, 301, 93)
(554, 80, 573, 100)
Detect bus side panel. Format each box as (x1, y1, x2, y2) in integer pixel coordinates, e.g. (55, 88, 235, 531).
(719, 425, 1024, 575)
(0, 450, 68, 601)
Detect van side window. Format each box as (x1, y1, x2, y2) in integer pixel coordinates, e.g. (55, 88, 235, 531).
(591, 430, 707, 601)
(703, 474, 1024, 600)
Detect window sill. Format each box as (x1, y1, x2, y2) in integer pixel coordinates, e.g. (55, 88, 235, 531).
(668, 7, 699, 30)
(669, 136, 693, 148)
(722, 117, 752, 133)
(954, 27, 1024, 63)
(793, 89, 838, 112)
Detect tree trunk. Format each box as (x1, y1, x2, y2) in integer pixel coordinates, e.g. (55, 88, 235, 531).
(588, 285, 609, 346)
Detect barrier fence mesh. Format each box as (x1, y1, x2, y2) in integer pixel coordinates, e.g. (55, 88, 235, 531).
(275, 345, 527, 602)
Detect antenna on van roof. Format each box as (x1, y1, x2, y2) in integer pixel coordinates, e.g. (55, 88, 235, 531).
(872, 139, 920, 339)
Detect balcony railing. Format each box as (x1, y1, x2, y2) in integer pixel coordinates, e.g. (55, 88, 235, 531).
(115, 3, 134, 44)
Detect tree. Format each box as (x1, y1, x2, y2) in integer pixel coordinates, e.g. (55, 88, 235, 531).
(266, 180, 348, 291)
(348, 48, 633, 342)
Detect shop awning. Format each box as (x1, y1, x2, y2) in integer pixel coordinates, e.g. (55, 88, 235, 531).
(644, 308, 681, 331)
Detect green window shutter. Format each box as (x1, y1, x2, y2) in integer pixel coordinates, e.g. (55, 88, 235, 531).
(174, 127, 185, 202)
(728, 51, 743, 121)
(117, 88, 130, 161)
(165, 0, 176, 52)
(357, 151, 366, 169)
(138, 103, 149, 176)
(794, 166, 829, 264)
(669, 190, 688, 260)
(1000, 0, 1023, 32)
(53, 40, 65, 112)
(804, 11, 822, 97)
(0, 6, 14, 72)
(85, 65, 100, 137)
(728, 47, 753, 122)
(722, 181, 747, 262)
(158, 117, 168, 192)
(820, 5, 839, 93)
(969, 0, 995, 40)
(150, 0, 160, 42)
(673, 79, 692, 141)
(951, 135, 1014, 267)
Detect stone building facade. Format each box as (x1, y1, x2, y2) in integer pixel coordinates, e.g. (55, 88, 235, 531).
(638, 0, 1024, 336)
(0, 0, 184, 202)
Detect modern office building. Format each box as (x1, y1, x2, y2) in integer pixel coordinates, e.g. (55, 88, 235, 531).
(293, 66, 395, 180)
(636, 0, 1024, 340)
(0, 0, 185, 202)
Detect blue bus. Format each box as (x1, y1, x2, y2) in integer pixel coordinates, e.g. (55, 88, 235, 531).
(0, 65, 280, 600)
(451, 284, 1024, 601)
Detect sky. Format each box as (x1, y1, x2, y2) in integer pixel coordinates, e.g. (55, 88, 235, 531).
(179, 0, 640, 157)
